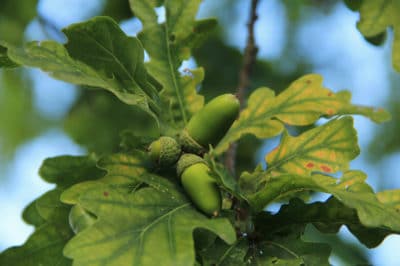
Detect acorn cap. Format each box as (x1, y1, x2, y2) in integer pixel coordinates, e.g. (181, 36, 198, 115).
(148, 136, 181, 167)
(179, 129, 207, 155)
(176, 153, 206, 177)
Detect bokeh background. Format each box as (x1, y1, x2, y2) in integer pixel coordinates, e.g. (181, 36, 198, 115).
(1, 0, 400, 264)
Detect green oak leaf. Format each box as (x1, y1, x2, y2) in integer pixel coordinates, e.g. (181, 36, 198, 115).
(253, 238, 331, 266)
(0, 155, 107, 265)
(35, 188, 70, 222)
(60, 152, 151, 205)
(357, 0, 400, 71)
(39, 154, 105, 188)
(215, 74, 390, 154)
(243, 170, 400, 233)
(377, 189, 400, 211)
(0, 43, 19, 68)
(63, 181, 236, 266)
(0, 189, 73, 266)
(0, 223, 73, 266)
(199, 238, 249, 266)
(262, 197, 396, 248)
(266, 117, 359, 176)
(204, 152, 243, 199)
(7, 17, 161, 122)
(22, 199, 46, 227)
(131, 0, 216, 127)
(62, 153, 235, 265)
(249, 223, 331, 266)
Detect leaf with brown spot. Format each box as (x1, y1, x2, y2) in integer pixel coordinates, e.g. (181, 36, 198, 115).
(63, 169, 236, 266)
(266, 117, 359, 176)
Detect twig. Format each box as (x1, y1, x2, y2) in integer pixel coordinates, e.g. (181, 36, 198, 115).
(225, 0, 259, 176)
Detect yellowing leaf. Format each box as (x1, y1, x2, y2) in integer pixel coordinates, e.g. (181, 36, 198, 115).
(215, 74, 390, 154)
(377, 189, 400, 211)
(215, 88, 284, 155)
(357, 0, 400, 71)
(266, 117, 359, 176)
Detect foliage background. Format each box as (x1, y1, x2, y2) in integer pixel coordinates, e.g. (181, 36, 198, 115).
(0, 0, 399, 264)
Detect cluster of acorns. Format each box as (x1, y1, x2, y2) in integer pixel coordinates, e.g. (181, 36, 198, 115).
(148, 94, 240, 216)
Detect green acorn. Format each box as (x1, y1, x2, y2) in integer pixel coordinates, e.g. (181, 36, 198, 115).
(180, 93, 240, 154)
(148, 136, 181, 167)
(177, 154, 221, 216)
(68, 204, 96, 234)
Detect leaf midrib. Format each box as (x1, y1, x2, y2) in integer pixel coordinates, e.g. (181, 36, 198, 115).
(163, 22, 188, 124)
(134, 203, 191, 265)
(223, 84, 337, 143)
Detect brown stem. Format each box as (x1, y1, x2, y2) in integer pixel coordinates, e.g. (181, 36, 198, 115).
(225, 0, 259, 176)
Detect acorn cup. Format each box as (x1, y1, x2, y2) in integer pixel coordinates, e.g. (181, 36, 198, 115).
(177, 154, 221, 216)
(180, 93, 240, 154)
(148, 136, 181, 167)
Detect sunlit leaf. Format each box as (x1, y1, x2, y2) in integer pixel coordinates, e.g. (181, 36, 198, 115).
(215, 74, 390, 154)
(7, 17, 161, 122)
(63, 173, 236, 266)
(377, 189, 400, 211)
(60, 152, 150, 205)
(131, 0, 216, 127)
(267, 117, 359, 175)
(357, 0, 400, 71)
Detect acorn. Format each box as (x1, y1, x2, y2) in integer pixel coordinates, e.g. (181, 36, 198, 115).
(177, 154, 221, 216)
(148, 136, 181, 167)
(68, 204, 96, 234)
(180, 94, 240, 154)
